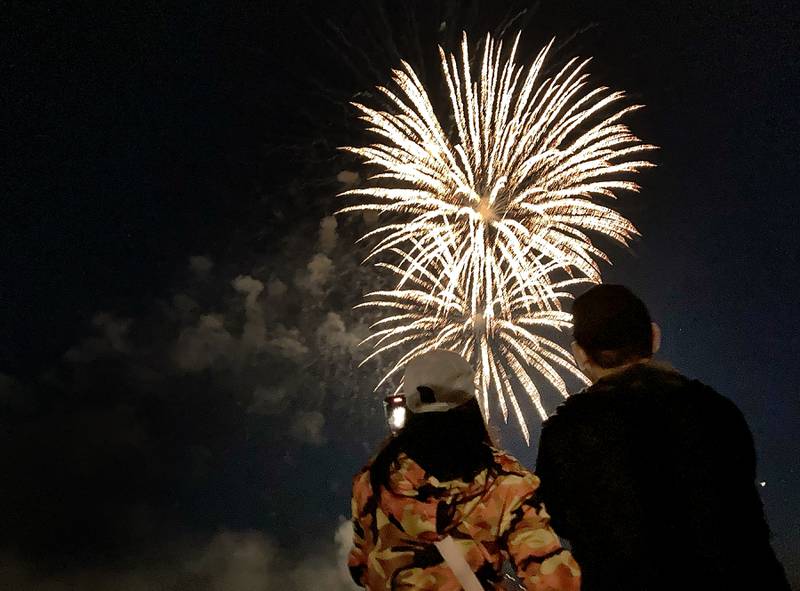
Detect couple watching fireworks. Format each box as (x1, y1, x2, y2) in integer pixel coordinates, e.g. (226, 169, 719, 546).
(346, 284, 789, 591)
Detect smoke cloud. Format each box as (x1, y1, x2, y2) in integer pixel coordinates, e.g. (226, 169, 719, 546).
(1, 528, 358, 591)
(1, 208, 385, 589)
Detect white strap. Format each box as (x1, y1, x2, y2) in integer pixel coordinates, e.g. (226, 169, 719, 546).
(434, 535, 484, 591)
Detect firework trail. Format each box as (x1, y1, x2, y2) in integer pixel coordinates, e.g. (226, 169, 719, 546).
(359, 243, 590, 442)
(341, 33, 654, 439)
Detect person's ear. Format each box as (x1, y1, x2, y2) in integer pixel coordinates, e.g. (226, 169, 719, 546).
(651, 322, 662, 355)
(571, 341, 590, 373)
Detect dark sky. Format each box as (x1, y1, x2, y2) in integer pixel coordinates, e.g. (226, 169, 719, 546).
(4, 1, 799, 589)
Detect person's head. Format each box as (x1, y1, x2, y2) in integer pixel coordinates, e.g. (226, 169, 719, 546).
(571, 284, 661, 383)
(371, 350, 494, 491)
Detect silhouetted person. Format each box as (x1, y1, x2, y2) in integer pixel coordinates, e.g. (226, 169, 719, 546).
(536, 285, 789, 591)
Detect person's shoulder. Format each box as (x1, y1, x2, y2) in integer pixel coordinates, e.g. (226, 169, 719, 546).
(682, 376, 734, 403)
(541, 365, 672, 434)
(602, 362, 690, 395)
(351, 465, 375, 510)
(542, 386, 612, 432)
(549, 363, 689, 416)
(491, 448, 532, 475)
(587, 365, 746, 428)
(681, 378, 749, 425)
(489, 448, 540, 494)
(352, 465, 372, 493)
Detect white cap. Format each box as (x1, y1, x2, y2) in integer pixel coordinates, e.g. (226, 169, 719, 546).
(402, 349, 475, 413)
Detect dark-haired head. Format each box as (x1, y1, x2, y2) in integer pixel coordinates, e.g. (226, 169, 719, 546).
(369, 397, 495, 493)
(571, 284, 661, 381)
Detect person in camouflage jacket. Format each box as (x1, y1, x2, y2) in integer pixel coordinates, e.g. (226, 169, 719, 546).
(348, 350, 579, 590)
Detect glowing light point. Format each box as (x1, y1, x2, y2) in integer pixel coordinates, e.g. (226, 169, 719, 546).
(389, 406, 407, 430)
(476, 197, 495, 221)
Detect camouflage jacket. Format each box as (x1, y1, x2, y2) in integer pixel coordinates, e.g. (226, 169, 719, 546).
(348, 448, 580, 590)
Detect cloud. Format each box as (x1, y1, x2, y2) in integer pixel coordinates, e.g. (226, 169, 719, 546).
(190, 529, 358, 591)
(172, 293, 201, 319)
(316, 312, 361, 358)
(295, 253, 334, 296)
(172, 276, 270, 371)
(247, 385, 287, 415)
(268, 325, 309, 360)
(232, 275, 264, 303)
(189, 530, 275, 591)
(362, 210, 379, 225)
(267, 277, 287, 299)
(64, 312, 132, 363)
(0, 527, 359, 591)
(232, 275, 266, 351)
(189, 255, 214, 280)
(0, 556, 170, 591)
(173, 314, 236, 372)
(318, 216, 338, 254)
(336, 170, 361, 188)
(290, 411, 326, 445)
(335, 518, 355, 585)
(307, 254, 334, 292)
(6, 180, 387, 591)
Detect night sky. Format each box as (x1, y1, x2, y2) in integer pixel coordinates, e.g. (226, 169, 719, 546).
(4, 1, 799, 589)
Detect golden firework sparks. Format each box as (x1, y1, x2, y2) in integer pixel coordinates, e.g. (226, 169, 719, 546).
(359, 244, 589, 442)
(341, 33, 655, 439)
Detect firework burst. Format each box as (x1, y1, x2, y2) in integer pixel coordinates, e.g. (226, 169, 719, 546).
(359, 243, 589, 442)
(341, 33, 654, 438)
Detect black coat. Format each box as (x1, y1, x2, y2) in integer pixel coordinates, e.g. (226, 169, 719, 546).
(535, 363, 789, 591)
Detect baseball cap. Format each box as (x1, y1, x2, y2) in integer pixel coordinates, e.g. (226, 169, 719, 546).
(402, 349, 476, 413)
